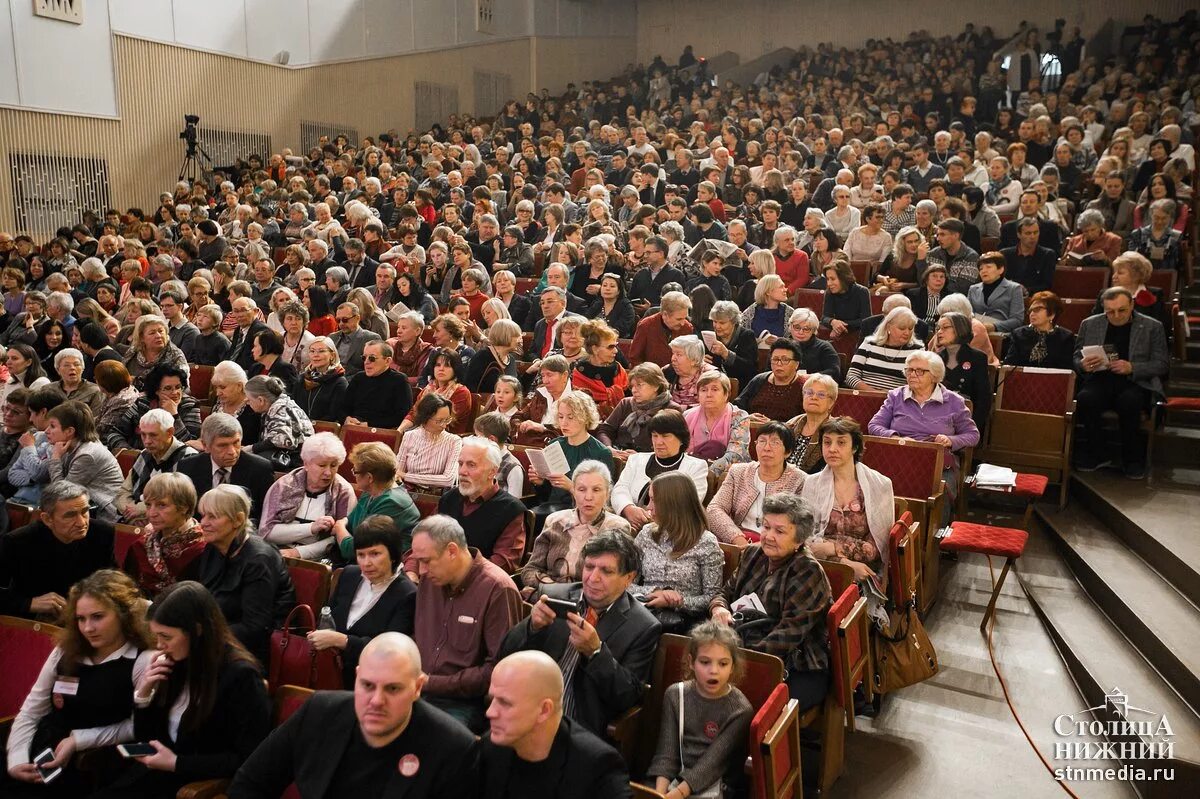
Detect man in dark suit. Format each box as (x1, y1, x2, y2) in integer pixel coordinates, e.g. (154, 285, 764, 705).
(0, 480, 114, 618)
(998, 190, 1064, 255)
(500, 531, 661, 738)
(226, 297, 272, 371)
(342, 238, 381, 290)
(177, 413, 275, 523)
(77, 321, 122, 382)
(481, 651, 630, 799)
(1000, 216, 1058, 294)
(227, 633, 479, 799)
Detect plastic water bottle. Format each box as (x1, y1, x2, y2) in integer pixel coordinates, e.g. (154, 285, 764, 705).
(318, 607, 335, 630)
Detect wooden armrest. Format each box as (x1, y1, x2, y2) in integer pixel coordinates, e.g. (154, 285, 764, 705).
(607, 702, 643, 763)
(176, 778, 230, 799)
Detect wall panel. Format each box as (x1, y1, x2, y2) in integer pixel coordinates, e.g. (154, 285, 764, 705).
(532, 36, 636, 94)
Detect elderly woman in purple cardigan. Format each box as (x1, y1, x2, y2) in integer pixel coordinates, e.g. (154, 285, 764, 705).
(868, 349, 980, 519)
(258, 432, 357, 560)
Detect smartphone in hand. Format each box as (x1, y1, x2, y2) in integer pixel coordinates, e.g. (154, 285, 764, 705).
(33, 747, 62, 783)
(543, 597, 578, 620)
(117, 742, 158, 758)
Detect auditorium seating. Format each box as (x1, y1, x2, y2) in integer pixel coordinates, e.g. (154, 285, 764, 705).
(114, 523, 142, 567)
(828, 584, 872, 732)
(0, 616, 60, 724)
(283, 556, 333, 611)
(986, 366, 1076, 507)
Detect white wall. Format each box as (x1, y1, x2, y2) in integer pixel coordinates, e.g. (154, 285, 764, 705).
(2, 0, 635, 116)
(6, 0, 117, 116)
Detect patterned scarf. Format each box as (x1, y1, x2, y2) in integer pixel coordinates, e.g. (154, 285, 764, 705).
(986, 174, 1013, 206)
(1029, 330, 1049, 365)
(618, 390, 673, 446)
(302, 364, 345, 392)
(143, 519, 202, 591)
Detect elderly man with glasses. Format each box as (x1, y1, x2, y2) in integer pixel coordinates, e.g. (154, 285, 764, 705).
(330, 302, 382, 377)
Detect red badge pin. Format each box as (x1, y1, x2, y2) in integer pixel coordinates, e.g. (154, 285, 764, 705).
(704, 721, 720, 739)
(399, 754, 420, 777)
(52, 693, 65, 710)
(962, 361, 971, 370)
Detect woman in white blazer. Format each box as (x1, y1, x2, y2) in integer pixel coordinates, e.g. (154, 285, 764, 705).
(611, 409, 708, 533)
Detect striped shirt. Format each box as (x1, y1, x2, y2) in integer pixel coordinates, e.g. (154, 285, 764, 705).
(396, 427, 462, 489)
(845, 339, 924, 391)
(882, 202, 916, 237)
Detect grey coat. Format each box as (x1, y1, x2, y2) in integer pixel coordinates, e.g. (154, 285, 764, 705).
(1073, 312, 1169, 397)
(330, 327, 382, 376)
(967, 278, 1026, 333)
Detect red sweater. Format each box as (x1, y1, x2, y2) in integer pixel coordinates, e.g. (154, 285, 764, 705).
(630, 313, 693, 366)
(774, 250, 812, 294)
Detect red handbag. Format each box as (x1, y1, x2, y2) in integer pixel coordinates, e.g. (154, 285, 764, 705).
(268, 605, 344, 692)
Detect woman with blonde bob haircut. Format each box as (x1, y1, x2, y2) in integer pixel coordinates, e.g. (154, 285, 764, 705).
(6, 570, 155, 791)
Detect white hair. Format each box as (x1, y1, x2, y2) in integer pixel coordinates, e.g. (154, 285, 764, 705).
(459, 435, 502, 470)
(936, 293, 973, 318)
(301, 431, 347, 463)
(905, 349, 945, 382)
(53, 347, 84, 370)
(669, 335, 706, 365)
(139, 408, 175, 432)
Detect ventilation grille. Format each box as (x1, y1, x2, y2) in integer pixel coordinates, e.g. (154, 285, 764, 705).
(474, 70, 513, 119)
(9, 152, 110, 238)
(414, 81, 459, 132)
(196, 126, 272, 169)
(300, 122, 360, 153)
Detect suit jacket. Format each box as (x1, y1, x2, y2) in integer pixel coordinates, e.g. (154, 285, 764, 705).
(507, 293, 534, 332)
(480, 716, 630, 799)
(499, 583, 661, 737)
(177, 451, 276, 522)
(229, 320, 272, 371)
(1074, 313, 1169, 396)
(528, 312, 584, 360)
(226, 693, 479, 799)
(345, 256, 382, 289)
(999, 217, 1062, 255)
(329, 566, 417, 688)
(967, 278, 1026, 333)
(331, 327, 383, 376)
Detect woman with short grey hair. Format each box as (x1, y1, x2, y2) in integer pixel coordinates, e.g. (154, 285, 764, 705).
(244, 375, 314, 468)
(259, 431, 356, 560)
(52, 347, 104, 415)
(666, 335, 715, 409)
(706, 299, 759, 389)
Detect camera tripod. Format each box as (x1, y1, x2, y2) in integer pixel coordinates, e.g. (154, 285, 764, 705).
(178, 145, 213, 184)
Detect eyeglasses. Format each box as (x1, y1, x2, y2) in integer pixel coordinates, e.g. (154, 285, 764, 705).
(363, 355, 384, 362)
(430, 416, 453, 426)
(335, 316, 353, 323)
(802, 390, 830, 399)
(904, 367, 931, 376)
(791, 325, 815, 333)
(770, 357, 797, 365)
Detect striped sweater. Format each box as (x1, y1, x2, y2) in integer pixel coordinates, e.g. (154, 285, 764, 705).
(844, 339, 924, 391)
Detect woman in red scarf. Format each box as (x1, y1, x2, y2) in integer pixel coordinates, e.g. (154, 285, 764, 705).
(122, 473, 203, 596)
(570, 320, 628, 418)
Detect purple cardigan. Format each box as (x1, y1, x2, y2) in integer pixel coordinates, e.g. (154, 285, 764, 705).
(868, 386, 980, 466)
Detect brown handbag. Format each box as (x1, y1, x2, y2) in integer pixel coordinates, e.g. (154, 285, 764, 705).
(268, 605, 344, 692)
(873, 592, 939, 694)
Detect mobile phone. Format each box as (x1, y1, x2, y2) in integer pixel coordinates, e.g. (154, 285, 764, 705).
(543, 597, 578, 619)
(33, 747, 62, 783)
(117, 742, 158, 758)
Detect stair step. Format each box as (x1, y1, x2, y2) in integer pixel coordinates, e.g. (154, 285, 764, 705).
(1163, 406, 1200, 428)
(1153, 425, 1200, 464)
(1169, 363, 1200, 383)
(1021, 558, 1200, 798)
(1151, 465, 1200, 489)
(1036, 504, 1200, 714)
(1071, 474, 1200, 608)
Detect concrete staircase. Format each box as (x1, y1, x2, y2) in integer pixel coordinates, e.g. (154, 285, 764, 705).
(1025, 473, 1200, 798)
(1155, 283, 1200, 488)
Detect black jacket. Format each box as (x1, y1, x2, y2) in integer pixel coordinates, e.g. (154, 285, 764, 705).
(999, 217, 1063, 255)
(1004, 325, 1076, 371)
(939, 343, 992, 432)
(705, 325, 760, 393)
(228, 321, 272, 371)
(328, 566, 417, 688)
(0, 520, 115, 616)
(120, 656, 269, 792)
(479, 716, 630, 799)
(798, 336, 842, 380)
(629, 265, 685, 306)
(1000, 245, 1057, 294)
(177, 451, 276, 523)
(500, 583, 661, 738)
(193, 534, 296, 664)
(585, 297, 637, 340)
(190, 332, 232, 367)
(344, 256, 382, 290)
(227, 693, 479, 799)
(341, 369, 414, 428)
(247, 358, 299, 397)
(295, 368, 349, 423)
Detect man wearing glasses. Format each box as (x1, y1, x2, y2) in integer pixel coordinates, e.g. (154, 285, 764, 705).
(330, 302, 381, 377)
(629, 235, 684, 311)
(343, 341, 413, 428)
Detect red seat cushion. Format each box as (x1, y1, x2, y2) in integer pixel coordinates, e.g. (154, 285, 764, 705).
(1013, 473, 1049, 498)
(939, 522, 1028, 559)
(1165, 397, 1200, 411)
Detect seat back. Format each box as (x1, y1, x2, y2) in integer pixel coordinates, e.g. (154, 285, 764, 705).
(115, 448, 139, 477)
(1146, 269, 1176, 298)
(189, 364, 215, 401)
(819, 559, 855, 604)
(412, 492, 441, 519)
(6, 502, 34, 531)
(0, 616, 60, 719)
(995, 366, 1075, 415)
(832, 389, 888, 429)
(339, 424, 403, 481)
(827, 585, 871, 730)
(791, 288, 825, 316)
(750, 683, 801, 799)
(860, 435, 943, 501)
(114, 523, 142, 567)
(1056, 298, 1094, 333)
(272, 684, 315, 726)
(283, 557, 333, 611)
(718, 542, 742, 584)
(886, 512, 917, 606)
(1051, 266, 1109, 299)
(848, 260, 874, 285)
(312, 420, 342, 437)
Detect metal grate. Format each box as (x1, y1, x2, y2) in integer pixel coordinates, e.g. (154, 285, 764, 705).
(9, 152, 110, 238)
(196, 125, 272, 169)
(414, 81, 459, 132)
(474, 70, 513, 119)
(300, 121, 360, 153)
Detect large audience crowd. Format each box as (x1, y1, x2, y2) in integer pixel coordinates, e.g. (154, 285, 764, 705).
(0, 11, 1195, 798)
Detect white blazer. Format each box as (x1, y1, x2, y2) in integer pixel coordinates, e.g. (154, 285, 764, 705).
(611, 451, 709, 515)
